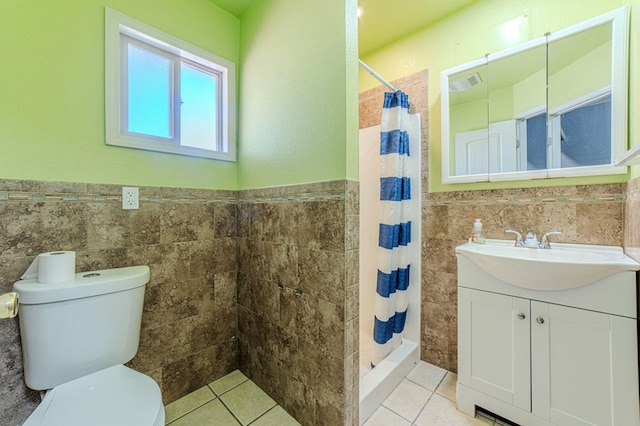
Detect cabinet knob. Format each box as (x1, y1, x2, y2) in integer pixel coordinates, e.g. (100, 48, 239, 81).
(517, 312, 526, 320)
(536, 316, 545, 324)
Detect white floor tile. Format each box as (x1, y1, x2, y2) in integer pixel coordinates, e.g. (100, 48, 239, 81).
(436, 371, 458, 402)
(209, 370, 249, 396)
(363, 405, 412, 426)
(381, 378, 432, 422)
(414, 393, 488, 426)
(251, 406, 301, 426)
(406, 361, 447, 391)
(220, 380, 276, 425)
(168, 399, 240, 426)
(164, 386, 215, 423)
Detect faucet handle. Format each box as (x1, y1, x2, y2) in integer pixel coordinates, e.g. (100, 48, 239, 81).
(504, 229, 524, 247)
(539, 231, 561, 249)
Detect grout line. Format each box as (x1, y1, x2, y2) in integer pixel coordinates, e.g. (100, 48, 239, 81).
(246, 404, 280, 425)
(214, 378, 277, 426)
(216, 396, 244, 426)
(379, 372, 448, 424)
(410, 387, 437, 425)
(165, 388, 217, 424)
(207, 376, 249, 397)
(214, 382, 248, 425)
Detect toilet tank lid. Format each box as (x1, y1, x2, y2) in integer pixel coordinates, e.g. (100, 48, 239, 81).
(13, 265, 150, 304)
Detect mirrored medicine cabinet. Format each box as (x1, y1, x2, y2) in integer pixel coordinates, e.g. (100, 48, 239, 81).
(440, 6, 629, 184)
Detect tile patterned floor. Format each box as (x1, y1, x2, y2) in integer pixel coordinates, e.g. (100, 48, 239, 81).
(164, 370, 300, 425)
(363, 361, 512, 426)
(165, 362, 511, 426)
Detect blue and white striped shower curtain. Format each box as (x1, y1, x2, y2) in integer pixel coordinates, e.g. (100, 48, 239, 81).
(372, 91, 412, 367)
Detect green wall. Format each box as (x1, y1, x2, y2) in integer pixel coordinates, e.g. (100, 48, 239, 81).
(549, 42, 611, 108)
(237, 0, 357, 189)
(2, 0, 357, 190)
(1, 0, 239, 189)
(359, 0, 640, 192)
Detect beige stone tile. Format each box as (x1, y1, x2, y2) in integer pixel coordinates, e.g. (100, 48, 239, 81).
(251, 406, 301, 426)
(363, 405, 412, 426)
(414, 393, 486, 426)
(219, 380, 276, 425)
(407, 360, 448, 391)
(164, 386, 215, 424)
(209, 370, 248, 396)
(382, 378, 432, 422)
(436, 371, 458, 402)
(168, 399, 240, 426)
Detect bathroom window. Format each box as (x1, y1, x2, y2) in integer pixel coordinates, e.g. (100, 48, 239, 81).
(105, 8, 236, 161)
(548, 93, 612, 168)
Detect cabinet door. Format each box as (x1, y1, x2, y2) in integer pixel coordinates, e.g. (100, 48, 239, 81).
(459, 288, 531, 411)
(531, 301, 640, 425)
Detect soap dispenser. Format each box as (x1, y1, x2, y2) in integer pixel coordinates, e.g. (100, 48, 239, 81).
(470, 218, 486, 244)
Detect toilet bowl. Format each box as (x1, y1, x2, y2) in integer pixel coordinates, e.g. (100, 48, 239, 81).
(23, 365, 164, 426)
(13, 266, 164, 425)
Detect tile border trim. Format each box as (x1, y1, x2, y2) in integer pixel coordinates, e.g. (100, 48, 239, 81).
(422, 193, 626, 206)
(0, 179, 350, 205)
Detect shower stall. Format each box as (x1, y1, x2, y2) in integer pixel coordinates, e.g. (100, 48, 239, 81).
(358, 114, 422, 423)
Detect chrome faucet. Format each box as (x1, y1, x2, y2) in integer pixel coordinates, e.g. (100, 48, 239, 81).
(539, 231, 562, 249)
(504, 229, 561, 248)
(504, 229, 524, 247)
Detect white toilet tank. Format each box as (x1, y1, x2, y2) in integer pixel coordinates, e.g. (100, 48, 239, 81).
(13, 266, 150, 390)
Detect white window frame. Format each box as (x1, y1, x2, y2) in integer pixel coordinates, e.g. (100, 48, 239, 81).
(105, 8, 236, 161)
(514, 105, 546, 172)
(548, 87, 611, 170)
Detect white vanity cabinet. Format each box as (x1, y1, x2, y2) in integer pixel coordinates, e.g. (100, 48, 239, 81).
(457, 252, 640, 426)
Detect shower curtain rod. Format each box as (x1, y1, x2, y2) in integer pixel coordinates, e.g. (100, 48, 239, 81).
(358, 59, 399, 92)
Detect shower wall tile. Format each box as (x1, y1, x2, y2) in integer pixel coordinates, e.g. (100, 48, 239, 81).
(237, 180, 358, 426)
(0, 180, 238, 424)
(359, 69, 429, 194)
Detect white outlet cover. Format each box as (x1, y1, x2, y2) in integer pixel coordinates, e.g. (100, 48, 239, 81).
(122, 187, 139, 210)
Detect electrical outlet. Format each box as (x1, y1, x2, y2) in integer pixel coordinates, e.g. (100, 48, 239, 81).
(122, 187, 139, 210)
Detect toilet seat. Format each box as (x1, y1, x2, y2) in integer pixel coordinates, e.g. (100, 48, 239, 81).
(23, 364, 164, 426)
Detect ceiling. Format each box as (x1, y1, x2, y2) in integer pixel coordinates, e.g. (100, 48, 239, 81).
(207, 0, 255, 18)
(357, 0, 479, 55)
(206, 0, 479, 55)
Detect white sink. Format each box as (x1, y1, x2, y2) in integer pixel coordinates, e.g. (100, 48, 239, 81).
(456, 239, 640, 291)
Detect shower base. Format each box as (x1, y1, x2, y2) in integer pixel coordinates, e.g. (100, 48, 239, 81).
(359, 336, 419, 424)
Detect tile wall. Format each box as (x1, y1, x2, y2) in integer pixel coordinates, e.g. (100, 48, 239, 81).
(236, 180, 359, 425)
(359, 70, 628, 373)
(0, 178, 359, 426)
(625, 176, 640, 263)
(0, 180, 238, 426)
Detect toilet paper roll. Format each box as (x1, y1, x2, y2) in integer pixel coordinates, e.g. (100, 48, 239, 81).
(21, 251, 76, 284)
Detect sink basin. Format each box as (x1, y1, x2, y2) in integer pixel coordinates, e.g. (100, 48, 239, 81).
(456, 239, 640, 291)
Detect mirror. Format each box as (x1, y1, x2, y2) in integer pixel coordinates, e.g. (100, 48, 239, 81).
(441, 6, 629, 184)
(487, 41, 546, 180)
(547, 21, 615, 176)
(447, 59, 488, 179)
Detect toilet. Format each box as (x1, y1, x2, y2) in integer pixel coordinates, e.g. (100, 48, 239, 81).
(13, 265, 164, 426)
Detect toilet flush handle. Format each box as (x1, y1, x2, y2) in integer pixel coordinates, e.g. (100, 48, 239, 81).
(0, 292, 18, 319)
